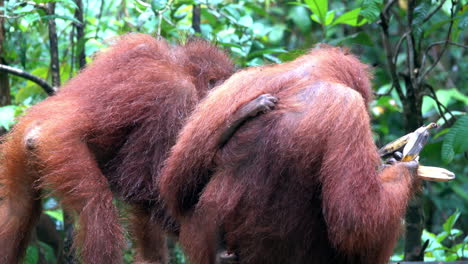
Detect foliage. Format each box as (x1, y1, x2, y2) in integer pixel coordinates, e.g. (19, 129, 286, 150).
(422, 210, 467, 261)
(391, 210, 468, 262)
(441, 115, 468, 163)
(0, 0, 466, 263)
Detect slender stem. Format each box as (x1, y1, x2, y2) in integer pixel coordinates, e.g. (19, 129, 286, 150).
(422, 0, 447, 24)
(0, 64, 55, 95)
(419, 0, 457, 83)
(155, 0, 174, 38)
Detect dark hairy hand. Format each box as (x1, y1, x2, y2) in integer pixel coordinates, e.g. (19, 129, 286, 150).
(248, 94, 278, 117)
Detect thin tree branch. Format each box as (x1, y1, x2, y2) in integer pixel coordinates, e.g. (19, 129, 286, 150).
(406, 0, 418, 91)
(192, 4, 201, 34)
(374, 86, 395, 97)
(422, 0, 448, 24)
(378, 0, 405, 101)
(392, 31, 410, 66)
(383, 0, 397, 16)
(424, 83, 456, 123)
(69, 24, 75, 77)
(420, 41, 467, 73)
(94, 0, 105, 38)
(153, 0, 174, 38)
(0, 64, 55, 95)
(419, 0, 457, 82)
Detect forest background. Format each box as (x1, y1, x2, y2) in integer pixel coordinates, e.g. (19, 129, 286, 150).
(0, 0, 466, 263)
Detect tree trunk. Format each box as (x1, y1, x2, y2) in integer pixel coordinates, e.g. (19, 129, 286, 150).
(47, 2, 61, 87)
(74, 0, 86, 69)
(0, 0, 11, 106)
(192, 4, 201, 34)
(403, 84, 425, 261)
(403, 1, 425, 259)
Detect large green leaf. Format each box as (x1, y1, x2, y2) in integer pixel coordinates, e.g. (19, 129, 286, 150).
(332, 8, 366, 26)
(305, 0, 328, 24)
(441, 115, 468, 163)
(360, 0, 383, 23)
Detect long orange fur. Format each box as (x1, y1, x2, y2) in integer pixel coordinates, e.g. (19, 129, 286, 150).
(0, 33, 234, 264)
(159, 46, 417, 264)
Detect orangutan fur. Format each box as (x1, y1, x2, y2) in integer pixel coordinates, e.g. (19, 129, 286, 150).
(159, 46, 419, 264)
(0, 33, 234, 264)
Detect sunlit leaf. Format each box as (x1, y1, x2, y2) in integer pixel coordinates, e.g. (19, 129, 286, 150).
(12, 4, 34, 14)
(305, 0, 328, 24)
(443, 210, 461, 233)
(324, 10, 335, 26)
(151, 0, 168, 11)
(332, 8, 364, 26)
(238, 16, 253, 28)
(45, 209, 64, 222)
(0, 106, 17, 130)
(247, 48, 287, 59)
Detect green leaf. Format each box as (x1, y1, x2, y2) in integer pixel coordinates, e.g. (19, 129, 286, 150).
(268, 24, 286, 43)
(452, 185, 468, 202)
(441, 129, 456, 163)
(12, 4, 34, 14)
(443, 210, 461, 234)
(324, 10, 335, 26)
(360, 0, 382, 23)
(238, 15, 253, 28)
(40, 14, 81, 24)
(451, 115, 468, 153)
(264, 54, 282, 63)
(152, 0, 168, 11)
(0, 106, 17, 130)
(38, 241, 57, 263)
(412, 2, 431, 26)
(45, 209, 64, 222)
(305, 0, 328, 24)
(435, 231, 449, 243)
(137, 11, 154, 27)
(247, 48, 287, 59)
(329, 32, 374, 46)
(458, 11, 468, 29)
(441, 115, 468, 163)
(332, 8, 365, 26)
(288, 6, 311, 33)
(15, 85, 47, 105)
(24, 245, 39, 264)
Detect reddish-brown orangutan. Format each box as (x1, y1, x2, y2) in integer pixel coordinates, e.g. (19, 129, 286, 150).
(0, 33, 275, 264)
(159, 46, 420, 264)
